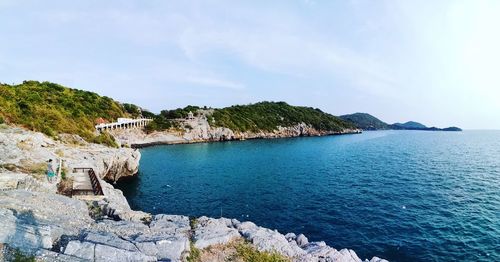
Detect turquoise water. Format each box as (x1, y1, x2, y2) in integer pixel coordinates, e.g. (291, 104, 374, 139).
(116, 131, 500, 261)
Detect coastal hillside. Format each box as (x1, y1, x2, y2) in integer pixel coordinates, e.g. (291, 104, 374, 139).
(340, 112, 462, 132)
(391, 121, 427, 129)
(339, 113, 389, 130)
(210, 102, 355, 132)
(111, 102, 360, 147)
(0, 81, 137, 146)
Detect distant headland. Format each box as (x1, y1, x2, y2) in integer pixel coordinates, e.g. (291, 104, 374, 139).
(339, 113, 462, 132)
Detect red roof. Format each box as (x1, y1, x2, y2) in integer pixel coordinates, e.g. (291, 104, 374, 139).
(95, 118, 107, 124)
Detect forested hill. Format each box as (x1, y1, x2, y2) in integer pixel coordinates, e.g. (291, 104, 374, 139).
(210, 102, 355, 132)
(339, 113, 389, 130)
(340, 112, 462, 132)
(0, 81, 138, 146)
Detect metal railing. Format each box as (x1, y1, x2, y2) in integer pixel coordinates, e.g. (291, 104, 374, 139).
(72, 167, 104, 196)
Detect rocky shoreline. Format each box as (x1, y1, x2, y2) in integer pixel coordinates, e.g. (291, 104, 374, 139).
(0, 125, 385, 262)
(109, 115, 362, 148)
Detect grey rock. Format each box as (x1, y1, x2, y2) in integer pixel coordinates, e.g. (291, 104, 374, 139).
(35, 249, 89, 262)
(193, 216, 241, 249)
(0, 190, 92, 254)
(84, 232, 138, 252)
(63, 241, 95, 260)
(296, 234, 309, 247)
(94, 243, 156, 262)
(136, 238, 189, 262)
(237, 221, 305, 258)
(369, 257, 389, 262)
(299, 241, 364, 262)
(285, 233, 297, 241)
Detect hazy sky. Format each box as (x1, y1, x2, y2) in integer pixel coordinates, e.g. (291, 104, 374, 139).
(1, 0, 499, 129)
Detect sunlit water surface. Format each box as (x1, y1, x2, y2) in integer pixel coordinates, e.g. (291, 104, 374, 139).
(116, 130, 500, 261)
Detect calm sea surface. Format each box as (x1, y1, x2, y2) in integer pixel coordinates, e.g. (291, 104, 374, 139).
(116, 130, 500, 261)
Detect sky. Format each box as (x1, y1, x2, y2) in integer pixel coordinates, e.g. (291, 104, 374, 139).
(1, 0, 499, 129)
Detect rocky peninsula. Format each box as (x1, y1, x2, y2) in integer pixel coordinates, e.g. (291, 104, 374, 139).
(0, 124, 385, 262)
(110, 111, 361, 148)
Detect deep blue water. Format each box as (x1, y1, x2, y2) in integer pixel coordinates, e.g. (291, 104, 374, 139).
(116, 131, 500, 262)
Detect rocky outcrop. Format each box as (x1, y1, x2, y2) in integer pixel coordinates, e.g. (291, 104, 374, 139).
(110, 115, 361, 148)
(193, 217, 388, 262)
(0, 126, 140, 183)
(0, 189, 387, 262)
(0, 190, 92, 253)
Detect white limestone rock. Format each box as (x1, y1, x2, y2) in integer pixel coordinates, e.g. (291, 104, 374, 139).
(94, 243, 156, 262)
(193, 216, 241, 249)
(237, 221, 306, 258)
(63, 241, 95, 260)
(296, 233, 309, 247)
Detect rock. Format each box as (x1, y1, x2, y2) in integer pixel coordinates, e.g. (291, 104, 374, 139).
(296, 234, 309, 247)
(0, 125, 140, 184)
(135, 239, 188, 262)
(63, 241, 95, 260)
(93, 215, 191, 261)
(193, 216, 241, 249)
(94, 243, 156, 262)
(35, 249, 89, 262)
(299, 241, 364, 262)
(0, 190, 92, 254)
(98, 180, 150, 222)
(237, 221, 305, 258)
(369, 257, 389, 262)
(285, 233, 297, 241)
(83, 231, 139, 252)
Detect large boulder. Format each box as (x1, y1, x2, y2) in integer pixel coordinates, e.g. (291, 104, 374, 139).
(0, 190, 92, 253)
(193, 216, 241, 249)
(237, 221, 306, 258)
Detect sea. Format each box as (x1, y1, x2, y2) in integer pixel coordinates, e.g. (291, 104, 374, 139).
(116, 130, 500, 262)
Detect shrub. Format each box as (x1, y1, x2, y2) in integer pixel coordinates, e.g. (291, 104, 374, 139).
(13, 249, 35, 262)
(234, 242, 289, 262)
(186, 242, 201, 262)
(91, 132, 118, 148)
(0, 81, 129, 145)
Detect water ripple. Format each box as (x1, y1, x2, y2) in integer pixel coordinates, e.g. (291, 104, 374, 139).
(116, 130, 500, 262)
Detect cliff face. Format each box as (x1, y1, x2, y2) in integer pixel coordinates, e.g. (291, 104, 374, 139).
(110, 115, 361, 147)
(0, 126, 140, 183)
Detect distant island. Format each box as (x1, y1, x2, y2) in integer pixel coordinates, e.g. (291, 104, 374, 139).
(339, 113, 462, 132)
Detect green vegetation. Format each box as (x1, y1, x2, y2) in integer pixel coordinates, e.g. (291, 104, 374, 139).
(233, 242, 289, 262)
(12, 249, 35, 262)
(144, 115, 173, 134)
(0, 81, 129, 146)
(186, 242, 201, 262)
(161, 105, 200, 119)
(123, 103, 142, 118)
(211, 101, 354, 132)
(90, 132, 118, 147)
(339, 112, 389, 130)
(189, 217, 198, 229)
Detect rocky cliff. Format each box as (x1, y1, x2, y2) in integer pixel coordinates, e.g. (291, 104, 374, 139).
(110, 115, 361, 148)
(0, 126, 140, 183)
(0, 124, 385, 262)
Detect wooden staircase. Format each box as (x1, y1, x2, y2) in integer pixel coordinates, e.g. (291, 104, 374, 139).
(71, 167, 104, 197)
